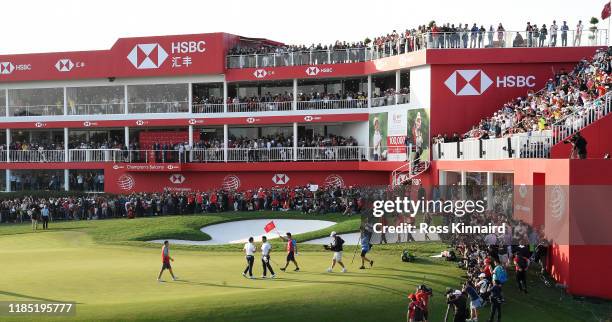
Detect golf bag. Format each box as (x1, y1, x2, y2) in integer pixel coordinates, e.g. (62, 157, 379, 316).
(401, 249, 415, 262)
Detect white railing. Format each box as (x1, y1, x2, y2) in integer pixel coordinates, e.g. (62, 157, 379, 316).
(191, 148, 225, 162)
(433, 133, 553, 160)
(296, 146, 365, 161)
(227, 30, 608, 69)
(192, 103, 224, 114)
(69, 149, 122, 162)
(296, 99, 367, 110)
(10, 105, 64, 116)
(552, 92, 612, 144)
(68, 103, 124, 115)
(227, 101, 293, 113)
(7, 150, 65, 162)
(227, 148, 294, 162)
(371, 96, 396, 107)
(127, 101, 189, 114)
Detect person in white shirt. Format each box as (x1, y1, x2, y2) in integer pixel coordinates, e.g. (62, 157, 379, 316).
(549, 20, 558, 46)
(575, 20, 583, 46)
(260, 236, 276, 278)
(242, 237, 256, 279)
(326, 231, 347, 273)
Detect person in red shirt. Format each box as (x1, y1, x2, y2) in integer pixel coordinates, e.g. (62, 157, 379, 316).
(157, 240, 178, 282)
(415, 285, 431, 322)
(407, 293, 425, 322)
(278, 232, 300, 272)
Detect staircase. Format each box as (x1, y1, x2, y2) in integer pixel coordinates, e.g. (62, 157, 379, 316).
(391, 146, 430, 186)
(552, 91, 612, 144)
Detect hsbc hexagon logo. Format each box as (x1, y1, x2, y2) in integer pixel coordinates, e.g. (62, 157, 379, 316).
(55, 59, 74, 72)
(34, 122, 45, 128)
(246, 117, 256, 124)
(253, 69, 268, 78)
(188, 118, 197, 125)
(0, 62, 14, 75)
(304, 116, 314, 122)
(127, 43, 169, 69)
(135, 120, 145, 126)
(306, 66, 320, 76)
(444, 70, 493, 96)
(272, 173, 290, 185)
(169, 174, 186, 184)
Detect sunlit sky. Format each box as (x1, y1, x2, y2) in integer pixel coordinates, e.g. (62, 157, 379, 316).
(0, 0, 610, 54)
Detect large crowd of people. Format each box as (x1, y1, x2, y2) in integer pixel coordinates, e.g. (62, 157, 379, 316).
(434, 47, 612, 145)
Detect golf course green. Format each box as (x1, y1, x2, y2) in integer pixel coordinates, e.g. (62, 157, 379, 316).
(0, 212, 610, 322)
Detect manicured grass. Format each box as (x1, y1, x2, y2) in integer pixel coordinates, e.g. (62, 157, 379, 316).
(0, 214, 610, 322)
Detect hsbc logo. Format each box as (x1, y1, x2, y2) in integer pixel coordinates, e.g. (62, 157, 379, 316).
(169, 174, 185, 184)
(34, 122, 45, 128)
(272, 173, 290, 185)
(83, 121, 92, 127)
(246, 117, 256, 124)
(127, 43, 169, 69)
(135, 120, 145, 126)
(445, 70, 536, 96)
(253, 69, 268, 78)
(306, 66, 320, 75)
(55, 59, 74, 72)
(0, 62, 15, 74)
(188, 118, 197, 125)
(304, 116, 314, 122)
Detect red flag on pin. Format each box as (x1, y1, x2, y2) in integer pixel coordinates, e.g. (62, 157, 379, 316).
(602, 1, 611, 20)
(264, 221, 276, 233)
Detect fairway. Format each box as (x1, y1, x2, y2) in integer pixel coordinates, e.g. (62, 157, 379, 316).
(0, 214, 610, 322)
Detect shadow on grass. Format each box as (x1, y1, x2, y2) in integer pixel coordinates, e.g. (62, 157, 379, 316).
(0, 290, 82, 303)
(269, 277, 406, 296)
(173, 279, 264, 290)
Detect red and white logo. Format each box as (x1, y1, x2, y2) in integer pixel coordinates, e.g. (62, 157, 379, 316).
(246, 117, 256, 124)
(305, 66, 320, 76)
(0, 62, 14, 75)
(222, 175, 241, 191)
(117, 174, 136, 191)
(304, 116, 314, 122)
(169, 174, 186, 184)
(127, 43, 169, 69)
(55, 59, 74, 72)
(444, 70, 493, 96)
(83, 121, 92, 127)
(188, 118, 197, 125)
(253, 69, 268, 78)
(324, 174, 345, 188)
(135, 120, 145, 126)
(34, 122, 45, 128)
(272, 173, 290, 185)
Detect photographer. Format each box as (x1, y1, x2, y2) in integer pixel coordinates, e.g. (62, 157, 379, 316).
(488, 280, 504, 322)
(446, 289, 468, 322)
(415, 284, 432, 322)
(564, 132, 587, 159)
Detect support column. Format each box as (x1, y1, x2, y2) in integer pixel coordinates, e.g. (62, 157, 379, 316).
(460, 171, 467, 201)
(395, 70, 401, 105)
(188, 82, 193, 114)
(292, 79, 298, 110)
(64, 169, 69, 192)
(6, 128, 10, 162)
(188, 125, 194, 146)
(486, 172, 494, 210)
(124, 85, 129, 114)
(293, 122, 298, 161)
(64, 128, 69, 162)
(5, 89, 8, 117)
(124, 126, 130, 148)
(63, 87, 68, 115)
(367, 75, 372, 108)
(223, 81, 228, 113)
(223, 124, 228, 162)
(5, 169, 10, 192)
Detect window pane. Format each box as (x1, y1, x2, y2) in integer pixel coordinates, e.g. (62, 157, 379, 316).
(8, 88, 63, 116)
(127, 83, 188, 113)
(66, 86, 124, 115)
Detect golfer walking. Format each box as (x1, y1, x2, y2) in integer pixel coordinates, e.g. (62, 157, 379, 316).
(279, 232, 300, 272)
(41, 205, 50, 230)
(261, 236, 276, 278)
(243, 237, 256, 279)
(157, 241, 178, 282)
(326, 231, 346, 273)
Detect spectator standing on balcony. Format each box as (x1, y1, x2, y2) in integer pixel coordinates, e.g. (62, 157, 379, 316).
(462, 24, 470, 48)
(526, 22, 534, 47)
(550, 21, 558, 46)
(496, 24, 506, 47)
(478, 26, 486, 48)
(539, 24, 548, 47)
(470, 24, 479, 48)
(575, 20, 583, 46)
(561, 21, 569, 46)
(488, 26, 494, 47)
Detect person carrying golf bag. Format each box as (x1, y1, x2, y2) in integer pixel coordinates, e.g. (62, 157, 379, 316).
(359, 230, 374, 269)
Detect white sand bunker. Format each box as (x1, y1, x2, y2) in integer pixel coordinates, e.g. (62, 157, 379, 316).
(150, 219, 336, 246)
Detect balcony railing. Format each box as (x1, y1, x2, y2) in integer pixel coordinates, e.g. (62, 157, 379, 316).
(552, 92, 612, 144)
(10, 105, 64, 117)
(432, 133, 553, 161)
(192, 103, 224, 114)
(9, 150, 66, 162)
(69, 149, 122, 162)
(68, 103, 124, 115)
(228, 101, 293, 113)
(128, 101, 189, 114)
(227, 29, 608, 69)
(296, 98, 367, 110)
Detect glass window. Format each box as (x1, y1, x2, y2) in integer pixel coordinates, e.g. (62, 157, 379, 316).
(0, 90, 5, 117)
(127, 83, 188, 114)
(9, 169, 65, 191)
(66, 86, 124, 115)
(8, 88, 63, 116)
